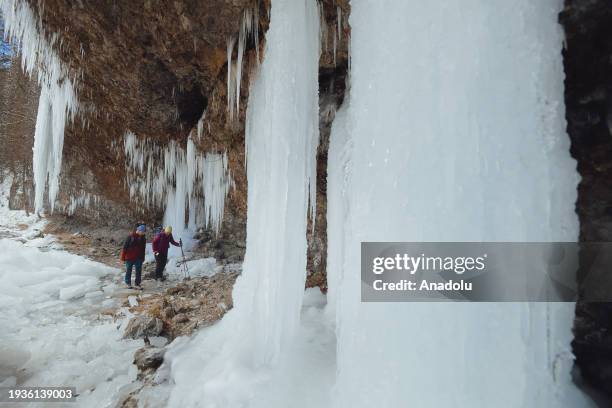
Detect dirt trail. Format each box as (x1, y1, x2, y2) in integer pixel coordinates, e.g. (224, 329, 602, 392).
(44, 219, 240, 340)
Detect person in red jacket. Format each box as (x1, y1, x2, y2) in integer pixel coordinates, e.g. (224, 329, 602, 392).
(121, 224, 146, 289)
(152, 226, 181, 281)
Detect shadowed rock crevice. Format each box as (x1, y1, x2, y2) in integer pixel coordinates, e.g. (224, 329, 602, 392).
(561, 0, 612, 400)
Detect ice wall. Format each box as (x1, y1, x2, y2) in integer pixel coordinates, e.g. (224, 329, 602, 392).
(163, 0, 320, 405)
(325, 103, 350, 316)
(328, 1, 588, 407)
(123, 132, 232, 237)
(1, 0, 78, 213)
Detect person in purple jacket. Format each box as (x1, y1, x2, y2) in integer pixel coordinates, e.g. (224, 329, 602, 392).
(152, 226, 181, 281)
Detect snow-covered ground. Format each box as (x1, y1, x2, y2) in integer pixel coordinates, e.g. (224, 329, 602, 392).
(0, 175, 247, 407)
(134, 287, 335, 408)
(0, 178, 143, 407)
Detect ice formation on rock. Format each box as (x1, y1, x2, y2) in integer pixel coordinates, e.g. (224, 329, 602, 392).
(1, 0, 78, 213)
(123, 131, 232, 237)
(325, 103, 349, 316)
(226, 6, 260, 122)
(238, 0, 319, 362)
(327, 1, 589, 407)
(64, 192, 101, 216)
(163, 0, 320, 405)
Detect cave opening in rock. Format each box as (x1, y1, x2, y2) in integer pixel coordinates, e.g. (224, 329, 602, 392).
(175, 83, 207, 130)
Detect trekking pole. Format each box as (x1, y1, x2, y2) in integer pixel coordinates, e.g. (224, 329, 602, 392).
(179, 239, 189, 279)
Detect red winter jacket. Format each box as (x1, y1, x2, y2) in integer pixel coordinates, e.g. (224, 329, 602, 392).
(152, 232, 180, 255)
(122, 232, 146, 262)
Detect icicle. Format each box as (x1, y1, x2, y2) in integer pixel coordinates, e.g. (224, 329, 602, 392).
(319, 1, 328, 54)
(2, 0, 79, 213)
(336, 6, 342, 44)
(236, 12, 247, 115)
(201, 152, 232, 234)
(123, 131, 232, 238)
(333, 27, 337, 67)
(196, 112, 205, 140)
(226, 36, 236, 121)
(253, 3, 260, 61)
(32, 88, 52, 213)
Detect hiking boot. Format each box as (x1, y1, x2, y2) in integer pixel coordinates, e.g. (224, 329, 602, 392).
(126, 283, 133, 289)
(135, 285, 143, 291)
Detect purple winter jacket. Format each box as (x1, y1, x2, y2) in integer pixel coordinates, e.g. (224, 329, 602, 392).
(152, 232, 180, 255)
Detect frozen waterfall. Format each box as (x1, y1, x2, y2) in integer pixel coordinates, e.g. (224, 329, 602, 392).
(1, 0, 78, 213)
(327, 0, 588, 407)
(162, 0, 321, 406)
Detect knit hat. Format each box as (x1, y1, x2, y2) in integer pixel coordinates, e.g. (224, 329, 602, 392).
(165, 226, 172, 234)
(136, 225, 146, 234)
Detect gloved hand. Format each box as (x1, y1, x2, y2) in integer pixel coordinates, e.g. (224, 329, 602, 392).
(154, 252, 159, 256)
(179, 238, 183, 247)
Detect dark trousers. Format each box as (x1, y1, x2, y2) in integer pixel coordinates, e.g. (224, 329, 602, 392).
(125, 259, 142, 286)
(155, 253, 168, 280)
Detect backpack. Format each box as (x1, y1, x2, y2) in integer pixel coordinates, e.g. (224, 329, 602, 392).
(120, 234, 138, 261)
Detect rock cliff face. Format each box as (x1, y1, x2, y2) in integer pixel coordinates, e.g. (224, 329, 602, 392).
(0, 0, 349, 285)
(561, 0, 612, 398)
(0, 56, 37, 211)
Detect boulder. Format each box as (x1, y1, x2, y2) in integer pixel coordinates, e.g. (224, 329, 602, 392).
(133, 347, 165, 372)
(123, 316, 164, 339)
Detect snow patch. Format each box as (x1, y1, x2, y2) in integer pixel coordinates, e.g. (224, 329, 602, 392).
(0, 238, 141, 406)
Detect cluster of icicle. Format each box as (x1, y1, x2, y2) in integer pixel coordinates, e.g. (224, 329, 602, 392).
(63, 192, 101, 216)
(123, 131, 233, 235)
(226, 6, 260, 122)
(1, 0, 79, 214)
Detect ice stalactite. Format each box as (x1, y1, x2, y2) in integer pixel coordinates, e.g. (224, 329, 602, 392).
(226, 36, 236, 122)
(201, 152, 232, 234)
(196, 112, 205, 141)
(319, 2, 328, 54)
(164, 0, 320, 405)
(64, 192, 101, 216)
(226, 6, 260, 123)
(1, 0, 79, 214)
(332, 28, 337, 67)
(336, 6, 342, 44)
(327, 1, 589, 407)
(123, 132, 232, 238)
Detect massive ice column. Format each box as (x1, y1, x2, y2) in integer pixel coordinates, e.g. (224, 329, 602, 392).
(237, 0, 320, 364)
(327, 1, 588, 406)
(164, 0, 320, 406)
